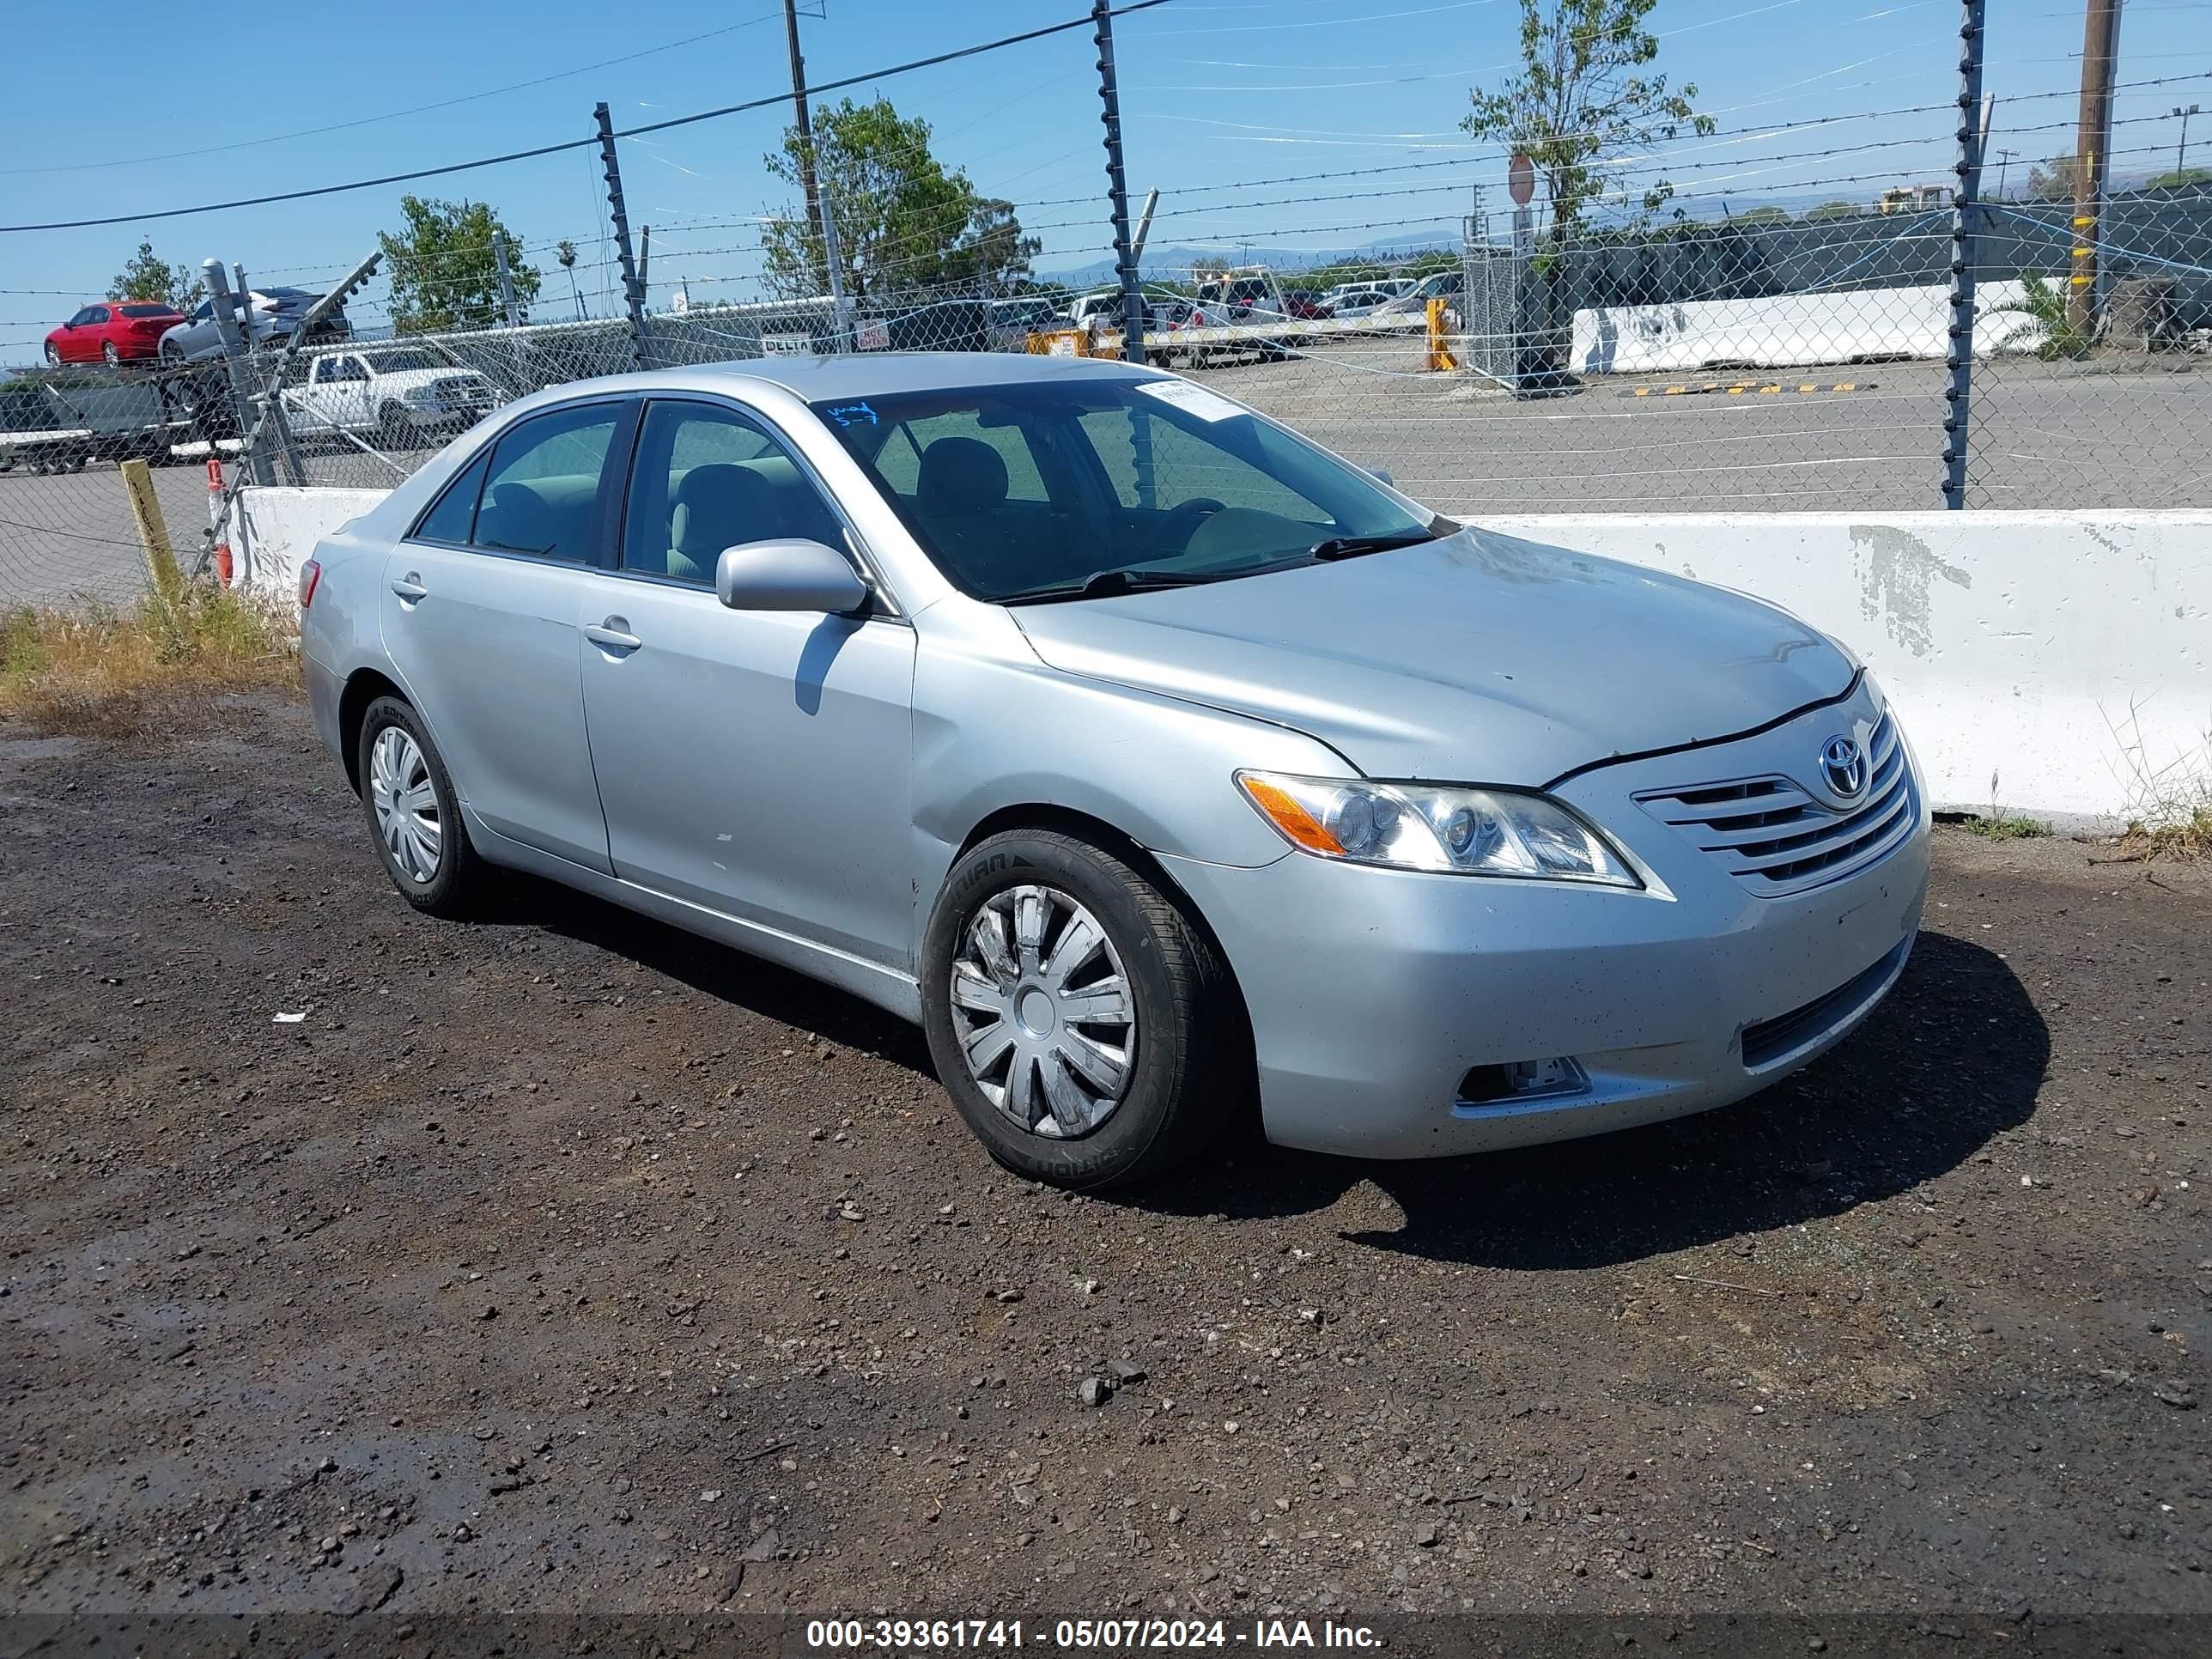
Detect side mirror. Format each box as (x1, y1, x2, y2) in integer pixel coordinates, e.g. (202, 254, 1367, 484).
(1367, 466, 1395, 489)
(716, 538, 869, 615)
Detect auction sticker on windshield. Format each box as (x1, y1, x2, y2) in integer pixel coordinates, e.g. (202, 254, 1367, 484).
(1135, 378, 1247, 422)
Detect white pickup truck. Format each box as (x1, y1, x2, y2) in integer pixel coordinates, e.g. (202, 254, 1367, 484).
(283, 347, 498, 447)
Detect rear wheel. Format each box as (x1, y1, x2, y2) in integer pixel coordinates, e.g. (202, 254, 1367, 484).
(101, 341, 120, 367)
(921, 830, 1244, 1189)
(356, 696, 485, 918)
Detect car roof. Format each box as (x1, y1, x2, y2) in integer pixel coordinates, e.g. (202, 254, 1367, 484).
(577, 351, 1171, 401)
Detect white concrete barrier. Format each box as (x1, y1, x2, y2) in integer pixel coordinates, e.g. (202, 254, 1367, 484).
(1481, 511, 2212, 828)
(234, 486, 387, 600)
(1570, 280, 2044, 375)
(241, 485, 2209, 826)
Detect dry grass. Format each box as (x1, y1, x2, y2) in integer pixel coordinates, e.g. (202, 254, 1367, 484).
(2118, 806, 2212, 864)
(0, 585, 296, 738)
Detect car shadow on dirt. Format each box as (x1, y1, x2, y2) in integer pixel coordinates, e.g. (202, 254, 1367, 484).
(480, 871, 939, 1076)
(1140, 929, 2049, 1269)
(477, 872, 2044, 1271)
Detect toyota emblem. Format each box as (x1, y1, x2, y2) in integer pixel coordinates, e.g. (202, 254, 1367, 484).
(1820, 734, 1869, 801)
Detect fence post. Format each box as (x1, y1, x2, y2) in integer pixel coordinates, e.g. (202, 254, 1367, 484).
(595, 102, 651, 370)
(820, 192, 855, 353)
(201, 258, 268, 486)
(1941, 0, 1989, 510)
(233, 260, 306, 486)
(1092, 0, 1147, 367)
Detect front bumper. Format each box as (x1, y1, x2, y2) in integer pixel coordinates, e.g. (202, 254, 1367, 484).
(1159, 684, 1931, 1158)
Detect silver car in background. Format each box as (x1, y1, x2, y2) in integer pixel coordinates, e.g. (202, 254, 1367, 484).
(299, 354, 1929, 1188)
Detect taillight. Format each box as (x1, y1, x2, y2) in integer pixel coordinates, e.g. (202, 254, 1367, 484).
(297, 558, 321, 609)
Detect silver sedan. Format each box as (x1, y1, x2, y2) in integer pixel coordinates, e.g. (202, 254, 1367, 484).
(299, 353, 1929, 1188)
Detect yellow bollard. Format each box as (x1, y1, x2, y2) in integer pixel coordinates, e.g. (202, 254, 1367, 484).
(119, 458, 184, 606)
(1425, 297, 1458, 373)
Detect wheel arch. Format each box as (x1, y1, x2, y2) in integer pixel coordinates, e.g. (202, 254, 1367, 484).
(948, 803, 1256, 1056)
(337, 666, 406, 794)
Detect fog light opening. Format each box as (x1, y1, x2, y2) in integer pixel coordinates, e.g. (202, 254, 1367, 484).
(1455, 1056, 1589, 1108)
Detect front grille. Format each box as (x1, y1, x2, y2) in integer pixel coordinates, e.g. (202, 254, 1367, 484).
(1636, 710, 1916, 897)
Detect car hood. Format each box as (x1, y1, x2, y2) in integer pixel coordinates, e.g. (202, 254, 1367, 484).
(1008, 526, 1854, 785)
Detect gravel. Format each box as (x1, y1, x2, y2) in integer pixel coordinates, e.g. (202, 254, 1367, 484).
(1, 695, 2207, 1623)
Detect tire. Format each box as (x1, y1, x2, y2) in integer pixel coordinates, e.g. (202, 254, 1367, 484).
(356, 696, 485, 919)
(921, 829, 1245, 1189)
(102, 341, 120, 367)
(43, 343, 61, 368)
(377, 403, 411, 451)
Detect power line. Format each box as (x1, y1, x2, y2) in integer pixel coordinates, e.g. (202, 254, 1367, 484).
(0, 12, 788, 178)
(0, 0, 1177, 237)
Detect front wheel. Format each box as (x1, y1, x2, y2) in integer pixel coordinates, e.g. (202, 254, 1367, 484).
(43, 343, 61, 368)
(356, 696, 485, 918)
(921, 830, 1245, 1189)
(376, 403, 411, 451)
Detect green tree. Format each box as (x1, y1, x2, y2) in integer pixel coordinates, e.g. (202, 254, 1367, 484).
(2027, 154, 2083, 201)
(110, 240, 204, 311)
(761, 98, 1040, 301)
(376, 196, 541, 335)
(1462, 0, 1716, 240)
(555, 238, 586, 320)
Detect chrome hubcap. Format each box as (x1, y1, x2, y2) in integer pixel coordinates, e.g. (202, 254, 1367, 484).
(368, 726, 441, 884)
(950, 884, 1137, 1139)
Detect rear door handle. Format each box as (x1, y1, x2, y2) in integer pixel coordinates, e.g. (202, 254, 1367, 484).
(584, 617, 642, 653)
(389, 573, 427, 602)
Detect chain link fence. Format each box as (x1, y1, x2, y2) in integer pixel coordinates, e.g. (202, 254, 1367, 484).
(3, 52, 2209, 611)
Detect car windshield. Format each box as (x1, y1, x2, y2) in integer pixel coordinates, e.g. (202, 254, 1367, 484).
(813, 377, 1445, 603)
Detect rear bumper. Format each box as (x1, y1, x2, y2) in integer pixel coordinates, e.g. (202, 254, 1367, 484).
(303, 648, 344, 775)
(1158, 684, 1930, 1159)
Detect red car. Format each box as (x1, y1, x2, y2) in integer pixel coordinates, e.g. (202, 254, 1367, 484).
(45, 301, 185, 367)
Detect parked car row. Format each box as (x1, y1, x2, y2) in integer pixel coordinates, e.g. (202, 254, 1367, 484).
(43, 288, 349, 369)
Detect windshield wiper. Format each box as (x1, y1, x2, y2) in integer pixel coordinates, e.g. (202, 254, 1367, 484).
(1001, 567, 1217, 606)
(1307, 530, 1440, 562)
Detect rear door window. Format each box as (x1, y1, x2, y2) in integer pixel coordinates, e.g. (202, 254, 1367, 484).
(469, 404, 622, 563)
(413, 451, 491, 544)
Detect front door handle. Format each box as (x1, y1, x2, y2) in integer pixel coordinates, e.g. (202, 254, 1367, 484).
(584, 617, 642, 653)
(389, 572, 427, 602)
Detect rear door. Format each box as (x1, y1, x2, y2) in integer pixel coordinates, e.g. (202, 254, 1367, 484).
(380, 398, 633, 873)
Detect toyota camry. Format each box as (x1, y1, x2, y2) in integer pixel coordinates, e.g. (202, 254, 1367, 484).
(298, 353, 1929, 1188)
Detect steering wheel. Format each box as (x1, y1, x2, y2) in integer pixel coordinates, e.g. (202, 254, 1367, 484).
(1162, 497, 1228, 551)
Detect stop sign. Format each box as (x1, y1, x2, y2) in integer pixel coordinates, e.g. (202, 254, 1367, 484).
(1508, 152, 1536, 206)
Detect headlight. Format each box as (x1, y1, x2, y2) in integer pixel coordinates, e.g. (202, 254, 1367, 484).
(1236, 770, 1640, 887)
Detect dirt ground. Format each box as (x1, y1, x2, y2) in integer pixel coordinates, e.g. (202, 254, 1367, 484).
(3, 692, 2207, 1654)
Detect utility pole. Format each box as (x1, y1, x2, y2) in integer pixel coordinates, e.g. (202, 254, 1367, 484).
(1994, 148, 2016, 199)
(783, 0, 830, 299)
(2176, 104, 2202, 173)
(2068, 0, 2123, 336)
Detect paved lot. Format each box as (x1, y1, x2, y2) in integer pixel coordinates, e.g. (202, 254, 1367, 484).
(3, 352, 2206, 611)
(2, 693, 2206, 1649)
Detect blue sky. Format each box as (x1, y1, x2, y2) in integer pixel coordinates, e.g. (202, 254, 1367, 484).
(3, 0, 2208, 346)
